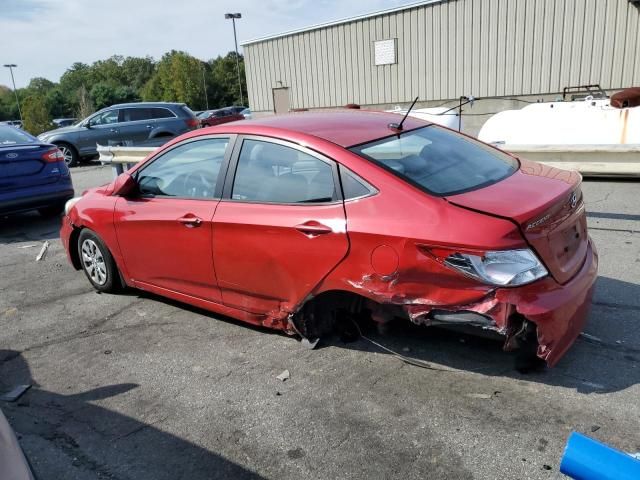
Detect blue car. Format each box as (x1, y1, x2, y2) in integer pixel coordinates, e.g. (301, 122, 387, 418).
(0, 125, 74, 217)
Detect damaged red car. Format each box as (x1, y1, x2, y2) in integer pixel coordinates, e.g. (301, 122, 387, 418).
(60, 110, 597, 367)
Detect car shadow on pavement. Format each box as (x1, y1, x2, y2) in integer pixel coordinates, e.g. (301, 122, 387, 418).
(321, 275, 640, 395)
(0, 350, 266, 479)
(0, 212, 62, 244)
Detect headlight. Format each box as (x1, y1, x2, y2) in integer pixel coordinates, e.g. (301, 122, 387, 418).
(444, 249, 547, 287)
(64, 197, 82, 216)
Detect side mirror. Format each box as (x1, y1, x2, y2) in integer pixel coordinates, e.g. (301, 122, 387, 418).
(84, 121, 92, 129)
(112, 172, 138, 197)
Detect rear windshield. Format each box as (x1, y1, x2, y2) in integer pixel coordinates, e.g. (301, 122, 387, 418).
(180, 105, 197, 118)
(349, 126, 518, 196)
(0, 126, 36, 145)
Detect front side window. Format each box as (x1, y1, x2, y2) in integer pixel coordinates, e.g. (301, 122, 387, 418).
(90, 109, 119, 126)
(136, 138, 229, 199)
(350, 126, 518, 196)
(232, 139, 336, 204)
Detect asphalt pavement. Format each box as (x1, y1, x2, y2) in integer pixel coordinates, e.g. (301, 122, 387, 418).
(0, 164, 638, 479)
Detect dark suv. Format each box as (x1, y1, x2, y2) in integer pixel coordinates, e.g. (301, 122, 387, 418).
(37, 102, 199, 166)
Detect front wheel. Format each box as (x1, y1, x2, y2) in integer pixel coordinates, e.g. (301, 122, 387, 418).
(78, 229, 120, 293)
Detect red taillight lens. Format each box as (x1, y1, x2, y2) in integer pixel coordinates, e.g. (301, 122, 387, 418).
(185, 118, 199, 128)
(42, 148, 65, 163)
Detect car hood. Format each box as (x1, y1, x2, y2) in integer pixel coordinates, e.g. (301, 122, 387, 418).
(39, 125, 83, 137)
(0, 409, 35, 480)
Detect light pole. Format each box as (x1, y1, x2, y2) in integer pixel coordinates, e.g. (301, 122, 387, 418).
(224, 13, 244, 106)
(202, 63, 209, 110)
(3, 64, 23, 122)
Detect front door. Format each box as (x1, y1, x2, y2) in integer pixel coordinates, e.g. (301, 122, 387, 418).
(114, 136, 231, 302)
(213, 138, 349, 314)
(272, 88, 290, 114)
(79, 108, 121, 154)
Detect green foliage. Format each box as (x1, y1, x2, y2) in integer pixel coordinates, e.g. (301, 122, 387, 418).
(22, 94, 54, 135)
(0, 50, 247, 123)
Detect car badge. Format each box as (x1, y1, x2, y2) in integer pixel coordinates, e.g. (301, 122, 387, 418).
(6, 153, 18, 159)
(570, 192, 577, 209)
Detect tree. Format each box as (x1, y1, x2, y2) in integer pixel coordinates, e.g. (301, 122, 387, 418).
(76, 85, 94, 120)
(153, 50, 204, 108)
(22, 94, 53, 135)
(209, 52, 247, 107)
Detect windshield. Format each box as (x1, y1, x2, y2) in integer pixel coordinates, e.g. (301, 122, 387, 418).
(0, 126, 36, 145)
(349, 126, 518, 196)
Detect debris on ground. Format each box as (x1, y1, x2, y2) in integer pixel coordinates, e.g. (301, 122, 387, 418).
(276, 370, 290, 382)
(465, 393, 492, 399)
(580, 332, 603, 343)
(3, 307, 18, 317)
(17, 244, 37, 249)
(301, 337, 319, 350)
(591, 425, 601, 432)
(104, 350, 112, 355)
(0, 384, 31, 402)
(35, 241, 50, 261)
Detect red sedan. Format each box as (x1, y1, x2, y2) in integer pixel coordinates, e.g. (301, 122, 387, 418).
(198, 108, 245, 127)
(60, 111, 597, 367)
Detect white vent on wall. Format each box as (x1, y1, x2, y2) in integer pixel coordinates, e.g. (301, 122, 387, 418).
(374, 39, 397, 66)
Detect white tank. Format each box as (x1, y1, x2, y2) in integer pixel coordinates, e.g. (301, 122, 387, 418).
(386, 106, 462, 131)
(478, 97, 640, 145)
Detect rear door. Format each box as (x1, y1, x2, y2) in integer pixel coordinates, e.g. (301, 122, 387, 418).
(114, 135, 232, 301)
(119, 108, 155, 145)
(212, 137, 349, 314)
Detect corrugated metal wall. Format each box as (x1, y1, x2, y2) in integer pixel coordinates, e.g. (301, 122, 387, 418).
(244, 0, 640, 112)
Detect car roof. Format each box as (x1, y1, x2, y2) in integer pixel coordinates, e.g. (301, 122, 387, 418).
(108, 102, 185, 109)
(233, 110, 430, 147)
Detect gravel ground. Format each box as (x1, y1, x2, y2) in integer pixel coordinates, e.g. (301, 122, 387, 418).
(1, 164, 638, 479)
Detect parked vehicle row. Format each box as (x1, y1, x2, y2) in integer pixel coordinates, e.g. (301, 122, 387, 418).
(60, 110, 597, 368)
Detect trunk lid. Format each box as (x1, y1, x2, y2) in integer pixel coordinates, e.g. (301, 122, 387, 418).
(446, 159, 588, 284)
(0, 144, 61, 193)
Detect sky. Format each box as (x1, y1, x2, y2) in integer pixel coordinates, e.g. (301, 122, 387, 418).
(0, 0, 418, 88)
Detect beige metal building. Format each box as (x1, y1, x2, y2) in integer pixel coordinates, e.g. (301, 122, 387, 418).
(242, 0, 640, 127)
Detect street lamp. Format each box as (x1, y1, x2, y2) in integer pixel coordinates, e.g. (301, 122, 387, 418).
(3, 64, 23, 122)
(224, 12, 244, 106)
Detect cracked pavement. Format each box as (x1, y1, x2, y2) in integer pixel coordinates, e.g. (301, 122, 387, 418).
(1, 165, 639, 479)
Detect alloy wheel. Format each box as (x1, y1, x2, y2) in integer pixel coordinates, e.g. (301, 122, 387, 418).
(59, 146, 73, 166)
(81, 239, 108, 285)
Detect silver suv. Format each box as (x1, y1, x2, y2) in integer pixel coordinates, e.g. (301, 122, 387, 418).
(38, 102, 199, 166)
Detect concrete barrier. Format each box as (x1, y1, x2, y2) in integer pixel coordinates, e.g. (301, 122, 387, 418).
(499, 144, 640, 177)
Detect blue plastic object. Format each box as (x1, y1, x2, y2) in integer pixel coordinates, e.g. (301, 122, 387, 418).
(560, 431, 640, 480)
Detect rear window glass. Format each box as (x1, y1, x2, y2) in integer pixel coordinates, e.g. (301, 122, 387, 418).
(0, 126, 36, 145)
(349, 126, 517, 196)
(180, 105, 196, 118)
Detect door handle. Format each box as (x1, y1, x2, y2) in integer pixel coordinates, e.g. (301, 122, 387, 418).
(177, 215, 203, 227)
(109, 128, 119, 133)
(294, 221, 333, 236)
(146, 125, 153, 129)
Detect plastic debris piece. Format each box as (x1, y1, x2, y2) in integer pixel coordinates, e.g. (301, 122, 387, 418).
(301, 337, 319, 350)
(36, 241, 50, 261)
(276, 370, 290, 382)
(18, 244, 37, 249)
(580, 332, 603, 343)
(465, 393, 492, 399)
(591, 425, 601, 432)
(0, 384, 31, 402)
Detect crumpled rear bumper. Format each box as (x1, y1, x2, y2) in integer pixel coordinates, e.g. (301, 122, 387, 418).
(496, 238, 598, 366)
(405, 238, 598, 366)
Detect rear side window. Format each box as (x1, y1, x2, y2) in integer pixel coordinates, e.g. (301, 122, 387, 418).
(232, 140, 336, 204)
(339, 165, 375, 200)
(151, 108, 175, 119)
(122, 108, 151, 122)
(136, 138, 228, 199)
(349, 126, 517, 196)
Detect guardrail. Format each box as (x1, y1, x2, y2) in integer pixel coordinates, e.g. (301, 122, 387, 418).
(97, 143, 640, 178)
(97, 145, 157, 178)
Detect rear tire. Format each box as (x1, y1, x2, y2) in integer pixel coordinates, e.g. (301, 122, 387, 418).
(38, 203, 65, 217)
(55, 142, 79, 167)
(78, 229, 120, 293)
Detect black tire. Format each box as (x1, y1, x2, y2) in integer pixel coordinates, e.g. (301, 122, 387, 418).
(77, 229, 120, 293)
(55, 142, 79, 167)
(37, 203, 65, 217)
